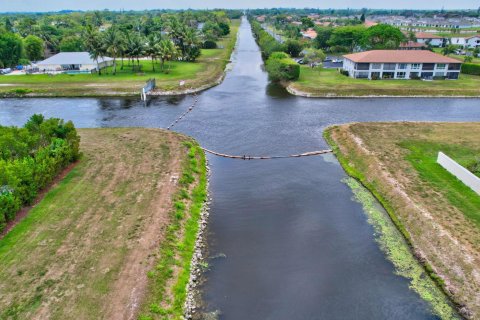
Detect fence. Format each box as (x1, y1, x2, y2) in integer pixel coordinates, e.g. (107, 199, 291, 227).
(141, 78, 156, 101)
(437, 152, 480, 195)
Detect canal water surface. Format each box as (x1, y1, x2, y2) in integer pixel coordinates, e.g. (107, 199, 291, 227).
(2, 17, 480, 320)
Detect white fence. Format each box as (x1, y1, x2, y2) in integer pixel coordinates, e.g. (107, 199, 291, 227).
(437, 152, 480, 195)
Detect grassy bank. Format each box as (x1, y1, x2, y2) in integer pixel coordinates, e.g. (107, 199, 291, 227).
(325, 123, 480, 319)
(0, 20, 239, 98)
(288, 67, 480, 97)
(0, 128, 206, 319)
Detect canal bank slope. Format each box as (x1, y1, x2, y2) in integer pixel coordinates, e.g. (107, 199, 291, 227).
(0, 128, 208, 320)
(325, 123, 480, 319)
(0, 21, 239, 98)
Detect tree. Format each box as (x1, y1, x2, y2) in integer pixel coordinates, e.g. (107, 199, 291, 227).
(0, 32, 24, 67)
(24, 35, 44, 61)
(361, 24, 405, 49)
(83, 25, 104, 75)
(218, 22, 230, 36)
(182, 28, 201, 61)
(102, 27, 123, 75)
(442, 45, 456, 56)
(302, 48, 326, 65)
(156, 39, 178, 71)
(146, 33, 161, 71)
(360, 13, 366, 23)
(313, 27, 333, 49)
(284, 39, 303, 57)
(265, 52, 300, 82)
(301, 17, 314, 29)
(5, 18, 13, 32)
(59, 36, 84, 52)
(328, 26, 366, 52)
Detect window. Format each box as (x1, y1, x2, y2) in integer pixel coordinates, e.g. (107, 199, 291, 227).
(382, 72, 395, 79)
(411, 63, 421, 70)
(356, 63, 370, 70)
(448, 64, 461, 70)
(435, 72, 445, 77)
(410, 72, 420, 79)
(356, 72, 369, 79)
(371, 72, 381, 80)
(422, 63, 435, 70)
(436, 63, 446, 70)
(371, 63, 382, 69)
(396, 72, 406, 79)
(447, 72, 459, 79)
(398, 63, 407, 70)
(421, 72, 434, 79)
(383, 63, 396, 70)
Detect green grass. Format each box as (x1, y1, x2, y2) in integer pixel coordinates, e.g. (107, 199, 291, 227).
(289, 66, 480, 97)
(139, 140, 207, 320)
(0, 20, 240, 97)
(399, 140, 480, 227)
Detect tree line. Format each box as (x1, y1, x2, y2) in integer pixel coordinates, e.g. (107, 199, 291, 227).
(0, 115, 80, 232)
(0, 10, 235, 70)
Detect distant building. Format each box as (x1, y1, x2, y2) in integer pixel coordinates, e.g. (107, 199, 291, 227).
(342, 50, 462, 80)
(399, 41, 427, 50)
(256, 15, 266, 22)
(450, 35, 480, 48)
(415, 32, 445, 47)
(364, 20, 378, 28)
(37, 52, 114, 73)
(300, 28, 317, 40)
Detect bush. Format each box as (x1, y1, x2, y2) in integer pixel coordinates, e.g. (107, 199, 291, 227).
(0, 115, 80, 232)
(203, 40, 217, 49)
(266, 54, 300, 82)
(461, 63, 480, 76)
(250, 19, 286, 59)
(284, 39, 303, 57)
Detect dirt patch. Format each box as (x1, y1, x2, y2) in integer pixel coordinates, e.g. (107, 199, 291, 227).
(0, 128, 190, 320)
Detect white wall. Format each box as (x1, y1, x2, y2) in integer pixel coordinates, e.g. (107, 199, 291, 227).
(437, 152, 480, 195)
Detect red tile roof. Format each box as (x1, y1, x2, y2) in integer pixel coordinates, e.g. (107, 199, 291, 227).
(415, 32, 443, 39)
(343, 50, 460, 63)
(399, 41, 427, 48)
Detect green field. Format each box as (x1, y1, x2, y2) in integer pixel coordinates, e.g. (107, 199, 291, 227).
(288, 66, 480, 97)
(0, 20, 239, 97)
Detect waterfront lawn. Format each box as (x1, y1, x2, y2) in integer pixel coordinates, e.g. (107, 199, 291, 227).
(0, 128, 204, 320)
(325, 122, 480, 318)
(290, 66, 480, 96)
(0, 20, 239, 97)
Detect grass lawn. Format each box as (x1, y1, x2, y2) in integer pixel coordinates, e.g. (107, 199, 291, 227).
(325, 122, 480, 319)
(289, 66, 480, 97)
(0, 128, 207, 320)
(0, 20, 239, 97)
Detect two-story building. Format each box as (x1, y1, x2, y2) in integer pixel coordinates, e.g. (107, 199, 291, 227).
(342, 50, 462, 80)
(451, 35, 480, 49)
(415, 32, 445, 47)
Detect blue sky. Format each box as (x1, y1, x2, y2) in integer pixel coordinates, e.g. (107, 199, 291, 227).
(0, 0, 477, 12)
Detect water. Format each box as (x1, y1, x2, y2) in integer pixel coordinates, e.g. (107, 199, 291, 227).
(2, 17, 480, 320)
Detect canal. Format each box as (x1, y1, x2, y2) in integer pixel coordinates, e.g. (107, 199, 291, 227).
(2, 17, 480, 320)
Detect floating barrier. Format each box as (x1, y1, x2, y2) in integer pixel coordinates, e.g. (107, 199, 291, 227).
(202, 148, 333, 160)
(166, 94, 198, 130)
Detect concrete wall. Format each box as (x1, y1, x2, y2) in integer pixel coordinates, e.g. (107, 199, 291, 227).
(437, 152, 480, 195)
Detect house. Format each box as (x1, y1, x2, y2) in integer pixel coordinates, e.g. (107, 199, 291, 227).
(415, 32, 445, 47)
(300, 28, 317, 40)
(399, 41, 427, 50)
(37, 52, 114, 73)
(342, 50, 462, 80)
(451, 35, 480, 49)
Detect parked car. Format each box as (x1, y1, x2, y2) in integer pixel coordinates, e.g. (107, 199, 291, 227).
(0, 68, 12, 75)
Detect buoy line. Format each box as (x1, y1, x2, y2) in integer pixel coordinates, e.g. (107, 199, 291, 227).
(202, 148, 333, 160)
(166, 93, 199, 130)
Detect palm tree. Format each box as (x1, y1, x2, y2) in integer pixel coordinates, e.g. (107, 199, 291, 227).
(146, 33, 161, 72)
(182, 28, 201, 61)
(83, 25, 104, 75)
(125, 33, 145, 72)
(103, 27, 122, 75)
(156, 39, 179, 72)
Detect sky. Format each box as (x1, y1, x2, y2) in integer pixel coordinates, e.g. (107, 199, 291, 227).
(0, 0, 477, 12)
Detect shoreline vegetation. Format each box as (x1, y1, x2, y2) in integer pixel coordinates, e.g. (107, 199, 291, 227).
(0, 20, 239, 98)
(0, 128, 208, 320)
(325, 123, 480, 319)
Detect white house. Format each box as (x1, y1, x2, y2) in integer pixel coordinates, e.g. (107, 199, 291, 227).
(37, 52, 114, 73)
(342, 50, 462, 80)
(451, 35, 480, 49)
(415, 32, 445, 47)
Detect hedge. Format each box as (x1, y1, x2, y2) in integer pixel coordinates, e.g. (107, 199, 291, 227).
(461, 63, 480, 76)
(249, 18, 286, 60)
(265, 53, 300, 82)
(0, 115, 80, 232)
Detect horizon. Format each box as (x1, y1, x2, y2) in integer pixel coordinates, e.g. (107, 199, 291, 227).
(0, 0, 478, 13)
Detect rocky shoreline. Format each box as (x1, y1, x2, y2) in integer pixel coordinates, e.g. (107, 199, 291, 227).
(184, 159, 212, 320)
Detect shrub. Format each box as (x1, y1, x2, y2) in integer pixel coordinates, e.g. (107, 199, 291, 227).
(461, 63, 480, 76)
(284, 39, 303, 57)
(266, 55, 300, 82)
(0, 115, 80, 232)
(203, 40, 217, 49)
